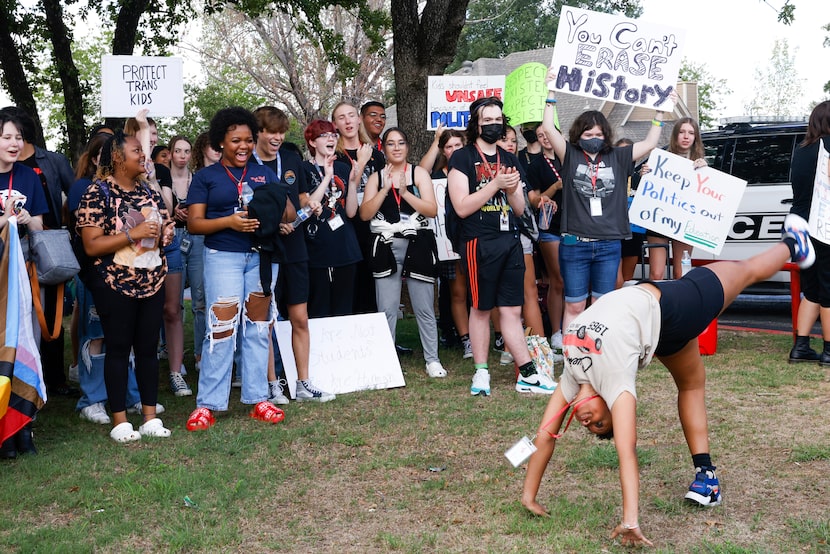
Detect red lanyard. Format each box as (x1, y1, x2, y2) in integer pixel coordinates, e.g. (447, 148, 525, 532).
(474, 144, 500, 181)
(543, 156, 561, 182)
(222, 163, 248, 197)
(583, 152, 601, 193)
(539, 394, 601, 439)
(388, 164, 408, 211)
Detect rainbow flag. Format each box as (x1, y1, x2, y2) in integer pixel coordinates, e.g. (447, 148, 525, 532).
(0, 217, 46, 442)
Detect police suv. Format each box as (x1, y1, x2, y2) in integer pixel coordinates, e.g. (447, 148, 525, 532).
(698, 118, 807, 294)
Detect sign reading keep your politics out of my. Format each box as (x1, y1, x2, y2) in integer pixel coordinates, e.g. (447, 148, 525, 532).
(629, 150, 747, 255)
(100, 55, 184, 117)
(549, 6, 685, 112)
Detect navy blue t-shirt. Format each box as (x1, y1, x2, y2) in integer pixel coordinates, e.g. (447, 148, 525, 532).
(301, 160, 362, 268)
(187, 162, 280, 252)
(256, 146, 309, 263)
(0, 163, 49, 218)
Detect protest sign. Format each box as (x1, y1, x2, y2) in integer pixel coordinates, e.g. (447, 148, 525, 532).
(427, 75, 505, 130)
(428, 178, 460, 261)
(503, 62, 548, 126)
(101, 55, 184, 117)
(629, 150, 746, 255)
(808, 140, 830, 245)
(550, 6, 685, 111)
(276, 313, 406, 397)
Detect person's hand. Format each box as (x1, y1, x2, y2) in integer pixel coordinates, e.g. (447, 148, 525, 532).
(323, 154, 336, 180)
(278, 222, 293, 235)
(693, 158, 708, 170)
(493, 166, 520, 193)
(357, 143, 373, 167)
(136, 108, 150, 130)
(639, 163, 651, 176)
(308, 200, 323, 216)
(14, 207, 32, 225)
(133, 218, 160, 241)
(160, 221, 175, 247)
(610, 524, 653, 547)
(432, 121, 446, 144)
(173, 205, 189, 223)
(228, 211, 260, 233)
(546, 67, 558, 90)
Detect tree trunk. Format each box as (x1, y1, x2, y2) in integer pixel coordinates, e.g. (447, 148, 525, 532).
(42, 0, 86, 161)
(0, 8, 45, 147)
(390, 0, 469, 160)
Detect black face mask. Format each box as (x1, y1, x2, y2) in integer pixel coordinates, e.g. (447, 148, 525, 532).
(522, 130, 538, 144)
(479, 123, 502, 145)
(578, 137, 605, 154)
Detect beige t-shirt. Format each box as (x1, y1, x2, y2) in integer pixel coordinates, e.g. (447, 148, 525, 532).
(558, 285, 662, 409)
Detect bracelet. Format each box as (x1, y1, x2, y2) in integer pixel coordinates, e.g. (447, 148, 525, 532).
(621, 522, 639, 530)
(124, 229, 135, 244)
(651, 119, 663, 127)
(545, 98, 557, 104)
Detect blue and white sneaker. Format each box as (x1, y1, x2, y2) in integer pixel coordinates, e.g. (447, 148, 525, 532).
(516, 371, 557, 395)
(685, 466, 722, 507)
(783, 214, 815, 269)
(470, 368, 491, 396)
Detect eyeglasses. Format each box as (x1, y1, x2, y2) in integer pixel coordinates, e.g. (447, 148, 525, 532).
(366, 112, 387, 119)
(318, 132, 338, 139)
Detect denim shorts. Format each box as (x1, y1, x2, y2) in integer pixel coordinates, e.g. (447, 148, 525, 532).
(559, 239, 621, 302)
(538, 231, 560, 244)
(164, 234, 184, 274)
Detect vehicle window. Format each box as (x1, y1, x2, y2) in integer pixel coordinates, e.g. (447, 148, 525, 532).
(703, 138, 731, 171)
(729, 135, 795, 184)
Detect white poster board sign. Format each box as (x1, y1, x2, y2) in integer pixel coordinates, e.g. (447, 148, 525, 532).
(427, 75, 505, 130)
(276, 313, 405, 397)
(100, 55, 184, 117)
(550, 7, 685, 111)
(629, 150, 747, 255)
(808, 140, 830, 245)
(429, 178, 460, 261)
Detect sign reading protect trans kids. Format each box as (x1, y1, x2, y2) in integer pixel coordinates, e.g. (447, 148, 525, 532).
(629, 150, 746, 255)
(550, 7, 685, 111)
(101, 55, 184, 117)
(427, 75, 505, 130)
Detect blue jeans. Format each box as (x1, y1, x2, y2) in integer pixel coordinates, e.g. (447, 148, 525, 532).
(177, 228, 206, 360)
(559, 239, 621, 303)
(74, 277, 141, 411)
(197, 249, 277, 411)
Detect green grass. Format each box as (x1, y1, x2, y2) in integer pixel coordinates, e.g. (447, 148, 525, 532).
(2, 315, 830, 552)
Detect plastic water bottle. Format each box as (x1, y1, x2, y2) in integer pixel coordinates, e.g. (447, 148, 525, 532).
(291, 205, 313, 229)
(141, 207, 161, 249)
(681, 250, 692, 276)
(240, 182, 254, 208)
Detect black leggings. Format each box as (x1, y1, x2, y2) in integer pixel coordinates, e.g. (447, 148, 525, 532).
(89, 281, 164, 413)
(308, 264, 357, 318)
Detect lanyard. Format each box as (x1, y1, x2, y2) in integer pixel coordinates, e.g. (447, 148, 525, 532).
(538, 394, 601, 439)
(273, 151, 282, 180)
(543, 156, 561, 182)
(583, 152, 601, 195)
(222, 163, 248, 197)
(2, 167, 12, 212)
(474, 144, 500, 181)
(388, 163, 408, 212)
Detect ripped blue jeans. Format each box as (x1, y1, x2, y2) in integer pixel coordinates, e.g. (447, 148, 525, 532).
(196, 249, 277, 411)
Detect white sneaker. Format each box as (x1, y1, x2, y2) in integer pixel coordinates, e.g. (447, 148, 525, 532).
(499, 350, 514, 365)
(79, 402, 111, 425)
(127, 402, 165, 415)
(425, 361, 447, 378)
(295, 379, 336, 403)
(516, 371, 557, 395)
(68, 364, 79, 384)
(550, 330, 563, 353)
(268, 378, 290, 405)
(470, 368, 491, 396)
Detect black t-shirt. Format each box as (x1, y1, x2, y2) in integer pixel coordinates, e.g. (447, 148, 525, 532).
(256, 146, 309, 263)
(336, 147, 385, 201)
(790, 137, 829, 220)
(526, 155, 564, 234)
(300, 160, 362, 268)
(517, 148, 542, 173)
(447, 144, 525, 241)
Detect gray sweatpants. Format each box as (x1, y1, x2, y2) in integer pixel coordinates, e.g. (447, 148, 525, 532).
(375, 236, 439, 363)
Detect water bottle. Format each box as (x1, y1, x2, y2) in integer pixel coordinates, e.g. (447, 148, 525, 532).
(141, 207, 161, 249)
(291, 205, 313, 229)
(680, 250, 692, 276)
(240, 182, 254, 208)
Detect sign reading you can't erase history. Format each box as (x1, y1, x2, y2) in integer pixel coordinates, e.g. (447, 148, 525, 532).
(101, 55, 184, 117)
(629, 150, 746, 255)
(550, 6, 685, 111)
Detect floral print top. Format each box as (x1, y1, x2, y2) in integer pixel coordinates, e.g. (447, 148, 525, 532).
(76, 178, 168, 298)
